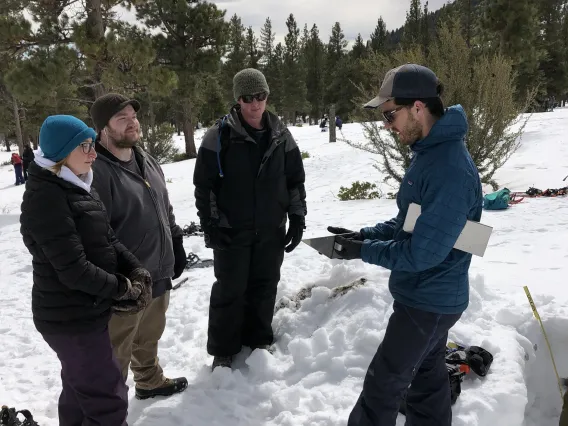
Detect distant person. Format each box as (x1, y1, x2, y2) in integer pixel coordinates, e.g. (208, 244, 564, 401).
(329, 64, 483, 426)
(335, 116, 343, 130)
(193, 68, 307, 370)
(11, 152, 24, 185)
(90, 93, 188, 400)
(20, 115, 152, 426)
(22, 143, 34, 181)
(320, 116, 328, 132)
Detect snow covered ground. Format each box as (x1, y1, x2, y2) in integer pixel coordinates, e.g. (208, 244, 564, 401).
(1, 109, 568, 426)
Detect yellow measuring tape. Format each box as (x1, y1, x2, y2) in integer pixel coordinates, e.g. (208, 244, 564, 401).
(523, 286, 563, 402)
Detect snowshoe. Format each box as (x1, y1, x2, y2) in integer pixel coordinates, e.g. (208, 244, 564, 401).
(182, 222, 203, 237)
(185, 253, 214, 270)
(0, 406, 39, 426)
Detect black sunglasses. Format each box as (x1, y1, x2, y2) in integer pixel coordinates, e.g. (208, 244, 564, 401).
(241, 92, 268, 103)
(80, 141, 95, 154)
(382, 106, 405, 124)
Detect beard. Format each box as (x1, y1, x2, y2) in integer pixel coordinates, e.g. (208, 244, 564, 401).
(107, 127, 140, 148)
(397, 113, 423, 146)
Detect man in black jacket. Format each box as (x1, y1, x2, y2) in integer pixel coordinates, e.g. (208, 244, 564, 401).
(193, 68, 307, 369)
(90, 94, 188, 400)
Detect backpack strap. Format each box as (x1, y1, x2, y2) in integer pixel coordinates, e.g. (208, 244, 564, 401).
(217, 115, 229, 178)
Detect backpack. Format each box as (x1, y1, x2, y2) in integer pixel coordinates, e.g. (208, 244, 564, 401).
(483, 188, 511, 210)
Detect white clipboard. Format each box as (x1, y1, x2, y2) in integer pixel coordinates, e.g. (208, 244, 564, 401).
(403, 203, 492, 257)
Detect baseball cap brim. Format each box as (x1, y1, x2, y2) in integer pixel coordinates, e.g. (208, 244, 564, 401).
(363, 95, 390, 109)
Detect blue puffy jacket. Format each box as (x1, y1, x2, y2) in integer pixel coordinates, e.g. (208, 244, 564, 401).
(360, 105, 482, 315)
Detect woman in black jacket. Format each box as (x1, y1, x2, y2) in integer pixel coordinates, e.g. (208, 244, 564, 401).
(20, 115, 153, 426)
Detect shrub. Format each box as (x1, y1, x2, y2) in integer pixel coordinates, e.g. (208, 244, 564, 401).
(338, 181, 381, 201)
(301, 151, 310, 159)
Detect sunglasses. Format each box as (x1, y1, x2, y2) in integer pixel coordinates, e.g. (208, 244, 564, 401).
(382, 106, 405, 124)
(241, 92, 268, 103)
(80, 141, 95, 154)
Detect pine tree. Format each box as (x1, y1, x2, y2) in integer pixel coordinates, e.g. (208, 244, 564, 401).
(222, 14, 247, 105)
(481, 0, 545, 99)
(369, 17, 388, 53)
(539, 0, 568, 98)
(352, 34, 367, 60)
(269, 42, 285, 113)
(422, 1, 431, 54)
(260, 17, 275, 67)
(134, 0, 228, 157)
(403, 0, 423, 47)
(282, 14, 307, 122)
(304, 24, 325, 122)
(245, 27, 262, 69)
(325, 22, 348, 108)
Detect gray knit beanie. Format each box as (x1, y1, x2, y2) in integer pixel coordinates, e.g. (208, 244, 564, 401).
(233, 68, 270, 101)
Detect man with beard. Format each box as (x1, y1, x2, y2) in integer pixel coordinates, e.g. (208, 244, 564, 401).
(329, 64, 483, 426)
(193, 68, 307, 370)
(90, 94, 188, 400)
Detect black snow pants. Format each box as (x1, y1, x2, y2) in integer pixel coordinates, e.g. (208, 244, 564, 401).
(207, 227, 286, 357)
(348, 301, 462, 426)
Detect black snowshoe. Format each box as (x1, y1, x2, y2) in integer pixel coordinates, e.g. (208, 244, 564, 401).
(185, 253, 214, 270)
(0, 406, 39, 426)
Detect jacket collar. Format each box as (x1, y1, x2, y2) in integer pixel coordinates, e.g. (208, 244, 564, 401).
(411, 104, 468, 152)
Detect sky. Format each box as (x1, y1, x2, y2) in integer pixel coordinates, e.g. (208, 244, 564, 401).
(115, 0, 450, 45)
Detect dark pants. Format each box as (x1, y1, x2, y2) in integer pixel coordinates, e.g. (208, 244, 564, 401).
(14, 163, 24, 185)
(23, 161, 30, 181)
(42, 326, 129, 426)
(348, 301, 462, 426)
(207, 227, 286, 357)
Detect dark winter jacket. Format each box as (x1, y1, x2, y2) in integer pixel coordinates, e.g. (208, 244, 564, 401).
(92, 144, 183, 296)
(193, 106, 307, 229)
(360, 105, 483, 315)
(22, 146, 35, 164)
(20, 162, 142, 335)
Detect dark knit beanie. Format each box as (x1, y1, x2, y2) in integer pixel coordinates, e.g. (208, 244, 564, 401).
(233, 68, 270, 102)
(89, 93, 141, 132)
(39, 115, 97, 162)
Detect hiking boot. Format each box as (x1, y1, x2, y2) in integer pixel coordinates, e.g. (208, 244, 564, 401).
(250, 344, 275, 354)
(212, 355, 232, 370)
(135, 377, 188, 400)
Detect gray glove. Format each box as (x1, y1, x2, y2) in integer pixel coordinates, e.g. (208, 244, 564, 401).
(112, 268, 153, 316)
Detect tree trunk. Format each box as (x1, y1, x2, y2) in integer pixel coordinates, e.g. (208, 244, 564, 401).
(182, 100, 197, 158)
(12, 97, 24, 155)
(4, 138, 10, 152)
(148, 98, 156, 133)
(86, 0, 106, 98)
(329, 104, 336, 143)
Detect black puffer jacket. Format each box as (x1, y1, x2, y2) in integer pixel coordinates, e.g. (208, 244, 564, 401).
(20, 162, 142, 335)
(193, 106, 307, 229)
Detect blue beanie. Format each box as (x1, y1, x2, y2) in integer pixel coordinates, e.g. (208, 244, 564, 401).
(39, 115, 97, 162)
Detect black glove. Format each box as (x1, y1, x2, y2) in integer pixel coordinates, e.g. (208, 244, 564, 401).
(327, 226, 363, 241)
(172, 236, 187, 279)
(334, 235, 364, 260)
(284, 215, 305, 253)
(202, 221, 232, 250)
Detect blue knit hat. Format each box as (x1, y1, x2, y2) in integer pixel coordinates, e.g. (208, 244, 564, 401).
(39, 115, 97, 162)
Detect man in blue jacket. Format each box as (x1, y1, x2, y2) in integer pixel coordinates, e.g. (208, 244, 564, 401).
(329, 64, 483, 426)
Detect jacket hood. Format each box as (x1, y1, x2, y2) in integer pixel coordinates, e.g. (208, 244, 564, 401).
(411, 104, 468, 152)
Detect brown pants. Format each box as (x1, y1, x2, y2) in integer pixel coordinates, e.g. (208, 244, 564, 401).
(109, 291, 170, 390)
(561, 390, 568, 426)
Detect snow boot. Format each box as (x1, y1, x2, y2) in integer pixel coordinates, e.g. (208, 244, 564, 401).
(134, 377, 188, 400)
(212, 356, 232, 370)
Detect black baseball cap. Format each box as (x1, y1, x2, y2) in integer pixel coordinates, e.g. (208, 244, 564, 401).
(363, 64, 440, 109)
